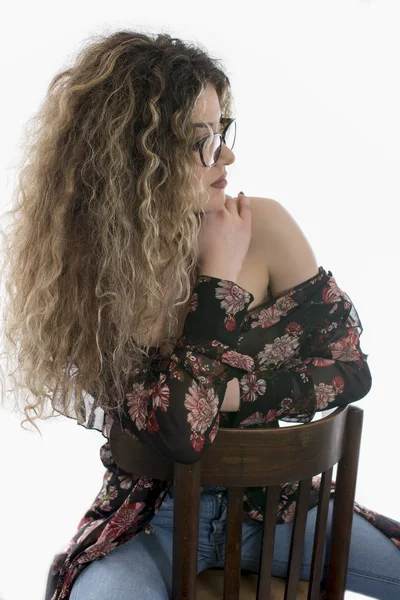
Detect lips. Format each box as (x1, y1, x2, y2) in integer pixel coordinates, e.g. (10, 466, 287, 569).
(212, 175, 227, 184)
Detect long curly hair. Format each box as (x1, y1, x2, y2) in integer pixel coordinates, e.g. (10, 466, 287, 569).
(0, 29, 234, 435)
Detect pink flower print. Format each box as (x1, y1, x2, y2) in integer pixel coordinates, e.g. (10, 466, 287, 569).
(98, 485, 119, 511)
(222, 349, 254, 373)
(76, 519, 106, 544)
(146, 408, 160, 434)
(126, 383, 149, 430)
(278, 398, 294, 415)
(248, 509, 263, 522)
(105, 486, 119, 500)
(215, 280, 253, 314)
(76, 538, 118, 563)
(100, 444, 112, 463)
(353, 504, 377, 524)
(329, 330, 361, 362)
(250, 305, 282, 329)
(103, 471, 113, 485)
(184, 351, 211, 379)
(59, 566, 80, 596)
(258, 334, 300, 368)
(133, 475, 152, 492)
(239, 371, 267, 403)
(274, 294, 298, 315)
(224, 314, 238, 331)
(77, 516, 94, 529)
(150, 373, 170, 412)
(168, 352, 180, 373)
(209, 414, 220, 443)
(285, 321, 303, 337)
(282, 501, 296, 523)
(190, 431, 206, 452)
(331, 376, 345, 394)
(98, 499, 113, 512)
(118, 475, 133, 490)
(98, 501, 147, 541)
(184, 381, 219, 434)
(187, 291, 199, 313)
(239, 409, 278, 427)
(238, 411, 265, 427)
(264, 409, 279, 423)
(322, 277, 344, 304)
(314, 382, 337, 409)
(309, 358, 335, 367)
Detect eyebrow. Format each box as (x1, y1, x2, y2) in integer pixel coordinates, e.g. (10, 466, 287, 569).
(193, 118, 222, 127)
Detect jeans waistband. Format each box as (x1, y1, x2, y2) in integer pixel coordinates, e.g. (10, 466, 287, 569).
(201, 485, 227, 493)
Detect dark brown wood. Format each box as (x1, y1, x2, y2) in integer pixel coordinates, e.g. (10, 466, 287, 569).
(109, 405, 348, 485)
(284, 477, 312, 599)
(308, 467, 333, 600)
(224, 487, 245, 599)
(172, 461, 202, 600)
(109, 404, 364, 600)
(325, 407, 364, 600)
(257, 484, 281, 599)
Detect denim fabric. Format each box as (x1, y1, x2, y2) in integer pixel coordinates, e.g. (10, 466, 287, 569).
(70, 485, 400, 600)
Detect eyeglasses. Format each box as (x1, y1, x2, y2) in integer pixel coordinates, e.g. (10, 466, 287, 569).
(192, 117, 236, 167)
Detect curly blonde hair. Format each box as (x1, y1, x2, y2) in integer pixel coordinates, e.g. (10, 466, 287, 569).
(0, 29, 234, 435)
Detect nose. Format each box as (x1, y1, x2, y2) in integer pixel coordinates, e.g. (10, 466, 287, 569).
(218, 142, 235, 166)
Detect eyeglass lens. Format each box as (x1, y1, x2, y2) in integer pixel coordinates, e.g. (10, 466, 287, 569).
(202, 120, 236, 166)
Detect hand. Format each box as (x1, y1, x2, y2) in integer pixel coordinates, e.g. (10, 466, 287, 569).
(198, 193, 252, 283)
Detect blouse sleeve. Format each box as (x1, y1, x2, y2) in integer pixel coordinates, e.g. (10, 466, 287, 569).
(229, 269, 372, 428)
(105, 275, 255, 464)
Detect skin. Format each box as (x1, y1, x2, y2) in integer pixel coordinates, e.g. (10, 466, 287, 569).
(192, 82, 236, 212)
(191, 83, 241, 410)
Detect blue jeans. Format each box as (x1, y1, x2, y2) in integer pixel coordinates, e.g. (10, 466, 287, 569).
(70, 485, 400, 600)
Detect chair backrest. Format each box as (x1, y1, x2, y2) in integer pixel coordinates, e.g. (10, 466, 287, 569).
(110, 404, 364, 600)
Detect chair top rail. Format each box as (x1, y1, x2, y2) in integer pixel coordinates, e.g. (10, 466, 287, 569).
(110, 406, 362, 485)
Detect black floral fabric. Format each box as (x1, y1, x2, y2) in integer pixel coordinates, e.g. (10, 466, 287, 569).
(45, 267, 400, 600)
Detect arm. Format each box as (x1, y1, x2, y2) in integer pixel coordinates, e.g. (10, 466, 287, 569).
(229, 277, 372, 428)
(108, 275, 255, 464)
(227, 198, 372, 428)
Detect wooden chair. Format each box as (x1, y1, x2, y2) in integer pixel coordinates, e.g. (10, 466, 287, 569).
(109, 404, 364, 599)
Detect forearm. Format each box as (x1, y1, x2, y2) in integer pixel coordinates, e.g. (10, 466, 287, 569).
(220, 377, 240, 411)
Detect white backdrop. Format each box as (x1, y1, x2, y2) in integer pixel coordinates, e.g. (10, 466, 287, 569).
(0, 1, 399, 599)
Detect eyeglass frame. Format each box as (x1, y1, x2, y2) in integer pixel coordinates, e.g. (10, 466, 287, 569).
(192, 117, 236, 167)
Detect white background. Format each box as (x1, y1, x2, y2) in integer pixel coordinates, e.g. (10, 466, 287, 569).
(0, 1, 399, 599)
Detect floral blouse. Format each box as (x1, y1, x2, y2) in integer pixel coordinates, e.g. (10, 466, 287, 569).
(45, 267, 400, 600)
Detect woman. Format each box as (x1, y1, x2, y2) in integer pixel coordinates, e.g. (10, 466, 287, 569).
(0, 30, 398, 600)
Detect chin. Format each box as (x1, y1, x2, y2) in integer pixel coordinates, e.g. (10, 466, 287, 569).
(195, 190, 228, 213)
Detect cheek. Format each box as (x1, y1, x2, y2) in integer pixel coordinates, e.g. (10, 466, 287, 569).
(197, 163, 210, 184)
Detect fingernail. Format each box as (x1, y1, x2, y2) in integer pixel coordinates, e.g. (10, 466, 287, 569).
(239, 191, 245, 195)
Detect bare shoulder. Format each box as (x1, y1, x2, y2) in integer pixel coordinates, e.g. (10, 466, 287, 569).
(232, 195, 283, 253)
(231, 195, 275, 249)
(246, 196, 320, 297)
